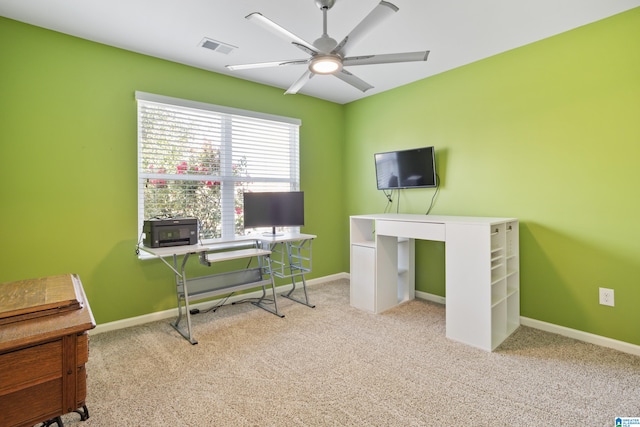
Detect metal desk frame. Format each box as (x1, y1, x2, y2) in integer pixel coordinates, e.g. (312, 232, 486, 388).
(140, 238, 282, 344)
(259, 233, 316, 308)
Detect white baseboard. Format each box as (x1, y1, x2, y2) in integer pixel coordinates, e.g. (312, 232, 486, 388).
(414, 289, 640, 356)
(520, 317, 640, 357)
(415, 290, 446, 305)
(94, 273, 640, 357)
(92, 272, 349, 335)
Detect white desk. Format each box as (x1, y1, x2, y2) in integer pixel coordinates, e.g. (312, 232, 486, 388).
(140, 233, 315, 344)
(350, 214, 519, 351)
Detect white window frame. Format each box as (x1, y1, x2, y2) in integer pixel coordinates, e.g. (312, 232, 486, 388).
(136, 91, 301, 243)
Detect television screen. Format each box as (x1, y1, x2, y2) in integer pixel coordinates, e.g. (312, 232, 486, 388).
(243, 191, 304, 233)
(374, 146, 436, 190)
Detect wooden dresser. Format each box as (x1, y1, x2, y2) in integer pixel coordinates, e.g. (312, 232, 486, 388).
(0, 274, 95, 427)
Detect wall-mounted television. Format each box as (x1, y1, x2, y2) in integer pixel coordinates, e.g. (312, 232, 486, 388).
(374, 146, 437, 190)
(243, 191, 304, 236)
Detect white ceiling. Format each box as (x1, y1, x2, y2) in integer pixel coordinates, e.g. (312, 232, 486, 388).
(1, 0, 639, 104)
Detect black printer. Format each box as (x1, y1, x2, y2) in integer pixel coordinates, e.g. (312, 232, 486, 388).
(143, 217, 198, 248)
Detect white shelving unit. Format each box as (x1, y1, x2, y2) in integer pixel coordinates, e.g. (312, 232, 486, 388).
(350, 214, 520, 351)
(350, 217, 416, 313)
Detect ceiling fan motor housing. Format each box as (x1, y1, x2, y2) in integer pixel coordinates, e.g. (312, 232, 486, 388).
(313, 34, 338, 53)
(315, 0, 336, 10)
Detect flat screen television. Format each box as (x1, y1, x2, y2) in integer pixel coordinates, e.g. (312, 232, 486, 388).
(374, 146, 437, 190)
(243, 191, 304, 236)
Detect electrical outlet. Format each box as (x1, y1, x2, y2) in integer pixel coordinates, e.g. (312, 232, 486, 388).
(599, 287, 615, 307)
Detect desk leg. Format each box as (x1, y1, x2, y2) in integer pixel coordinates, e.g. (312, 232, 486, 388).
(252, 255, 285, 318)
(170, 254, 199, 345)
(280, 241, 315, 308)
(281, 274, 315, 308)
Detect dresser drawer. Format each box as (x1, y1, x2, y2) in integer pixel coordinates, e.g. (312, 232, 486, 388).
(0, 378, 63, 427)
(77, 365, 87, 405)
(77, 332, 89, 365)
(76, 332, 89, 406)
(376, 220, 445, 241)
(0, 340, 62, 395)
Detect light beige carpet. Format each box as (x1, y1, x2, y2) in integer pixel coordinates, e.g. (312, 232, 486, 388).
(58, 279, 639, 426)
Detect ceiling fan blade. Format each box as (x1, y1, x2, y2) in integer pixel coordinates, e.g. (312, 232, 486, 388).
(226, 59, 309, 71)
(343, 51, 429, 67)
(246, 13, 319, 55)
(285, 69, 315, 95)
(333, 1, 398, 56)
(334, 69, 374, 92)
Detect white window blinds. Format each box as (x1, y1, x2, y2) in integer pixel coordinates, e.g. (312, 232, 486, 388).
(136, 92, 301, 241)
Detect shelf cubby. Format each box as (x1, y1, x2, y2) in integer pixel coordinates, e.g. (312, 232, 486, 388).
(350, 217, 376, 247)
(491, 278, 507, 306)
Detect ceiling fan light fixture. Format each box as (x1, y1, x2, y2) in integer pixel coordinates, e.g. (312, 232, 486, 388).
(309, 55, 342, 74)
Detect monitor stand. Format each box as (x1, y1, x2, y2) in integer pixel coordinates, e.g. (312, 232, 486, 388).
(262, 227, 283, 237)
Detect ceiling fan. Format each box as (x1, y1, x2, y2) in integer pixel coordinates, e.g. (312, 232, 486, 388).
(226, 0, 430, 95)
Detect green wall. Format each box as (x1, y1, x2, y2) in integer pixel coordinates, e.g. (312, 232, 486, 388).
(344, 8, 640, 345)
(0, 17, 345, 324)
(1, 8, 639, 347)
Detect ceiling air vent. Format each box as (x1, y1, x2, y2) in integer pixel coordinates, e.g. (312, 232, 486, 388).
(200, 38, 236, 55)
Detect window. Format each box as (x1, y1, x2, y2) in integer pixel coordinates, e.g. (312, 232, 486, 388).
(136, 92, 301, 241)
